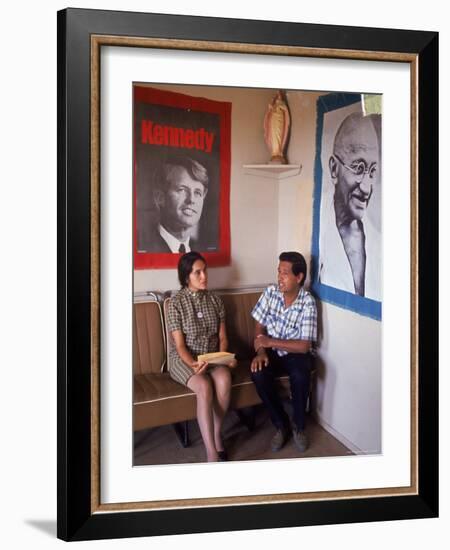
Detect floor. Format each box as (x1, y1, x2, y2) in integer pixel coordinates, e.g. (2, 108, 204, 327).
(134, 404, 353, 466)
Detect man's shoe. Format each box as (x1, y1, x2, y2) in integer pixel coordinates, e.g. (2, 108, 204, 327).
(293, 429, 308, 453)
(270, 428, 289, 452)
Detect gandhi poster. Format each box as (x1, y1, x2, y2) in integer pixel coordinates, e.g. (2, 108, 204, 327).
(134, 85, 231, 269)
(311, 93, 382, 319)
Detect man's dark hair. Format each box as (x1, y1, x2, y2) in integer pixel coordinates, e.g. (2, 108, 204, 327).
(178, 251, 207, 288)
(279, 251, 307, 285)
(154, 155, 209, 195)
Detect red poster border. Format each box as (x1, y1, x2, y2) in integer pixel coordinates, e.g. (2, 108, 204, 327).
(133, 86, 231, 269)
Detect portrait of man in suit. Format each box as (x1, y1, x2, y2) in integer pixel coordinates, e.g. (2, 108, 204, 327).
(138, 155, 210, 254)
(133, 85, 230, 268)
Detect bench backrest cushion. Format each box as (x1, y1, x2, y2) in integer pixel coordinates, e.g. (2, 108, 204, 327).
(219, 292, 261, 360)
(133, 301, 166, 374)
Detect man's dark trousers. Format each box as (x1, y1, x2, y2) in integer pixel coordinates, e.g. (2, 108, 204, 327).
(251, 350, 312, 431)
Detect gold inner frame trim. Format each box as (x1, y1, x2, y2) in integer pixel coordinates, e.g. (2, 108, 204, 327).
(90, 34, 419, 514)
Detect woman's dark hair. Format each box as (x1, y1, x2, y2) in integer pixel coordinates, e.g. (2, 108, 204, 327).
(279, 251, 307, 285)
(178, 251, 207, 288)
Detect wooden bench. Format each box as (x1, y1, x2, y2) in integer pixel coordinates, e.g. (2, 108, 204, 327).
(133, 291, 294, 443)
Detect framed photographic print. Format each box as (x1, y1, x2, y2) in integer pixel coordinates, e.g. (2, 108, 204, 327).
(57, 8, 438, 541)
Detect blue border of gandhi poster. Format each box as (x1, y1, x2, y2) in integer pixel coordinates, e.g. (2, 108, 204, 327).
(311, 92, 382, 321)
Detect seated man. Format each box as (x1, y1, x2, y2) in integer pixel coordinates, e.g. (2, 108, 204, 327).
(250, 251, 317, 453)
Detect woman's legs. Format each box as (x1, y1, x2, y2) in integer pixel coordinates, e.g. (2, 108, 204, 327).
(186, 367, 232, 461)
(187, 373, 218, 462)
(209, 367, 232, 452)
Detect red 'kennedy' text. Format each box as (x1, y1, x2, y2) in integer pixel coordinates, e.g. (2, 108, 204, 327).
(141, 120, 215, 153)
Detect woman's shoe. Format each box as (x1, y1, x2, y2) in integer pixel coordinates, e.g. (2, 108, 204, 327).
(218, 450, 228, 461)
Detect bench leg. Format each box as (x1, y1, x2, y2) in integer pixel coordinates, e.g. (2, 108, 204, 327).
(173, 421, 190, 448)
(235, 407, 256, 432)
(306, 392, 311, 414)
(306, 371, 315, 413)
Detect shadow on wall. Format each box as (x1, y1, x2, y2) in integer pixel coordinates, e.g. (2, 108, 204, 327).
(222, 262, 242, 289)
(310, 296, 336, 419)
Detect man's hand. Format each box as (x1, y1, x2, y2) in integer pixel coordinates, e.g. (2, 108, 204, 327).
(250, 349, 269, 372)
(254, 334, 272, 350)
(192, 361, 209, 375)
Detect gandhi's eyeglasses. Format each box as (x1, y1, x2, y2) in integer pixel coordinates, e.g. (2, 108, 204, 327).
(334, 153, 377, 180)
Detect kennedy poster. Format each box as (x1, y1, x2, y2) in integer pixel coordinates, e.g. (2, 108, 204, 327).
(311, 93, 382, 320)
(134, 85, 231, 269)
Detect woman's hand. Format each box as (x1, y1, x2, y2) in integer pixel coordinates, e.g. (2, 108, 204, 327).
(192, 361, 209, 375)
(226, 358, 238, 369)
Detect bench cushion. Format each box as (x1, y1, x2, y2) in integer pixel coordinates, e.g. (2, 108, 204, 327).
(133, 290, 294, 432)
(133, 360, 291, 430)
(219, 292, 261, 359)
(134, 301, 166, 375)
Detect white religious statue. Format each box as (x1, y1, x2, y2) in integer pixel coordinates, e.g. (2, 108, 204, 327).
(264, 91, 291, 164)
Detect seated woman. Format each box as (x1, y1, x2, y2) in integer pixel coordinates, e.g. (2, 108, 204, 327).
(167, 252, 236, 462)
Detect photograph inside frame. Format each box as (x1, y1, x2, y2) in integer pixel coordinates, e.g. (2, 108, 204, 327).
(132, 82, 382, 466)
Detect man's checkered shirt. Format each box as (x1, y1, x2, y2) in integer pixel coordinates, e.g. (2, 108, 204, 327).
(251, 284, 317, 356)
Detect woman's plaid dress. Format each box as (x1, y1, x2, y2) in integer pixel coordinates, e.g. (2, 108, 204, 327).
(167, 287, 226, 386)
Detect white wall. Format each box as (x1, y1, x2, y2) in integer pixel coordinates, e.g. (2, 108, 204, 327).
(2, 2, 447, 550)
(134, 84, 280, 293)
(277, 90, 320, 275)
(135, 87, 322, 294)
(283, 90, 382, 453)
(315, 305, 382, 453)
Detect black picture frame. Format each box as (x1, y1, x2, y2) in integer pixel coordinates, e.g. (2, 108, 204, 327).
(57, 8, 438, 541)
